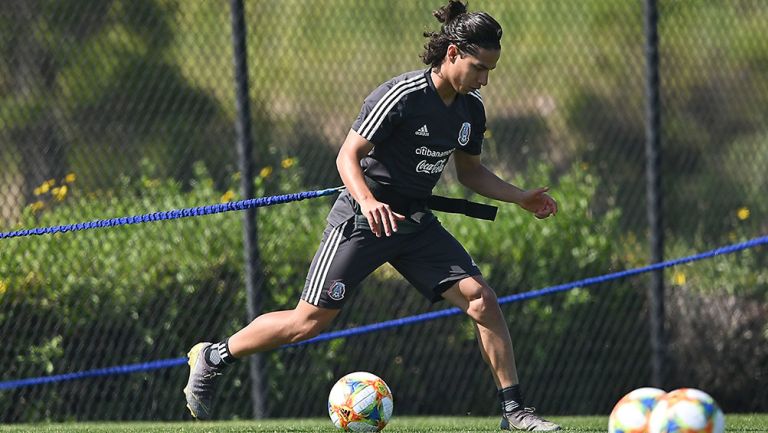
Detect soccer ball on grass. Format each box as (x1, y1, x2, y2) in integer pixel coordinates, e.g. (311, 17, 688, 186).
(328, 371, 394, 432)
(609, 387, 666, 433)
(648, 388, 725, 433)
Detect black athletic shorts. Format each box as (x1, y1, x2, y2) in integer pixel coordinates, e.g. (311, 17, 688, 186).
(300, 217, 481, 309)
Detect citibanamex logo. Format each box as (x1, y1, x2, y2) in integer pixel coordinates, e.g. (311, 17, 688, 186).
(415, 158, 447, 174)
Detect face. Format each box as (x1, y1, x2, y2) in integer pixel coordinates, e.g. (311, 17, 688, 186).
(445, 45, 501, 94)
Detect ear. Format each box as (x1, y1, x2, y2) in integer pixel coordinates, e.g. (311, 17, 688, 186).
(446, 44, 460, 63)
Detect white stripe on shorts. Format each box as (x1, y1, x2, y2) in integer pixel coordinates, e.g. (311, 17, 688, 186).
(306, 222, 347, 305)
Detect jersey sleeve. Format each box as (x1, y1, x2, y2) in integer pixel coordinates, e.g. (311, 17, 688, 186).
(460, 90, 486, 156)
(351, 81, 405, 145)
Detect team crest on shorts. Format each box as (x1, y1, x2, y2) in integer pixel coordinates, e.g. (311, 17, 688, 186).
(328, 281, 346, 301)
(458, 122, 471, 146)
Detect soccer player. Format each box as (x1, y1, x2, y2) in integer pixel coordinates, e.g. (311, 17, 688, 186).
(184, 1, 560, 430)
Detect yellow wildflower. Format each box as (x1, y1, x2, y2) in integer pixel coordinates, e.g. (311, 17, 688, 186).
(52, 185, 68, 201)
(33, 187, 43, 196)
(281, 157, 296, 169)
(220, 190, 235, 203)
(673, 271, 686, 286)
(38, 181, 52, 194)
(30, 201, 45, 213)
(259, 166, 273, 178)
(64, 173, 76, 183)
(0, 279, 7, 296)
(737, 207, 750, 221)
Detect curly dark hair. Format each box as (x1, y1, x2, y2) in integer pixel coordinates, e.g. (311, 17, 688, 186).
(421, 0, 503, 68)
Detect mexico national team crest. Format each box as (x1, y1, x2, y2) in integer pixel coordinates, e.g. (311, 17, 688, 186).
(458, 122, 471, 146)
(328, 281, 346, 301)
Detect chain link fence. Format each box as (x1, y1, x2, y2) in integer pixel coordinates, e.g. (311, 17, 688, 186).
(1, 0, 766, 422)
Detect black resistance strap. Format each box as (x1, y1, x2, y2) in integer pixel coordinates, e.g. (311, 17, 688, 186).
(363, 175, 497, 221)
(427, 195, 498, 221)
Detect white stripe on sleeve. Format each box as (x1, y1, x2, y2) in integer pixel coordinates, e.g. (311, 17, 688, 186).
(357, 75, 428, 140)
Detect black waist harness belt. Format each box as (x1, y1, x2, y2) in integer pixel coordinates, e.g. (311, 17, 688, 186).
(427, 195, 498, 221)
(363, 176, 498, 221)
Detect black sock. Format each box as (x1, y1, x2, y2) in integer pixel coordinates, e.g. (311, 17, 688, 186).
(204, 338, 237, 368)
(499, 384, 524, 414)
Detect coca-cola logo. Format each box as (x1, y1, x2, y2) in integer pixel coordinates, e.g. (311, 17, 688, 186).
(415, 158, 447, 174)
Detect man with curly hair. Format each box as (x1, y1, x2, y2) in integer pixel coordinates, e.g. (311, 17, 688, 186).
(185, 1, 560, 430)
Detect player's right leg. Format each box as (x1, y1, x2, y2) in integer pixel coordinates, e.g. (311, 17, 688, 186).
(184, 220, 389, 420)
(228, 301, 341, 355)
(184, 302, 339, 420)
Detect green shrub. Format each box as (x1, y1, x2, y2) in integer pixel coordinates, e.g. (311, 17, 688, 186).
(6, 158, 762, 417)
(0, 160, 330, 420)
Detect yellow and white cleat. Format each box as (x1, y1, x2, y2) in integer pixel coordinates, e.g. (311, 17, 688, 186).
(182, 342, 221, 420)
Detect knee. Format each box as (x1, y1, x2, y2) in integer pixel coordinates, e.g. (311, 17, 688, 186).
(290, 311, 332, 342)
(466, 284, 500, 321)
(292, 323, 321, 342)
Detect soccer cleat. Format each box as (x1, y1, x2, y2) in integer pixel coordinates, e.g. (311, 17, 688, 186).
(500, 407, 561, 431)
(183, 342, 222, 420)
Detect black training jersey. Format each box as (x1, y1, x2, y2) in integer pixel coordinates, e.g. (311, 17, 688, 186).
(352, 68, 486, 198)
(326, 68, 487, 227)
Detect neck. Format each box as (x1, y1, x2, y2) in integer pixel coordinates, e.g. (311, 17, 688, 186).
(431, 69, 457, 106)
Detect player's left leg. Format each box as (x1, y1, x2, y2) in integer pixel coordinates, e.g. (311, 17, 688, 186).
(389, 221, 559, 431)
(441, 276, 519, 388)
(442, 277, 561, 432)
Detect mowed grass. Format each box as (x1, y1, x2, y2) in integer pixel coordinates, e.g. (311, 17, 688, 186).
(1, 415, 767, 433)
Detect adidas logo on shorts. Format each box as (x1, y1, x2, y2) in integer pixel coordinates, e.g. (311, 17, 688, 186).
(415, 124, 429, 136)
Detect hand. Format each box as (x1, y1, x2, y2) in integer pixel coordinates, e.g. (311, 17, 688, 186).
(359, 198, 406, 237)
(519, 187, 558, 219)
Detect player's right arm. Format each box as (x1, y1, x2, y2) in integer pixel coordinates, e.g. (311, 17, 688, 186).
(336, 129, 405, 237)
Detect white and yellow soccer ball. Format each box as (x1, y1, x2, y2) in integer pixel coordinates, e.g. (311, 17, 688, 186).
(328, 371, 394, 432)
(609, 387, 667, 433)
(648, 388, 725, 433)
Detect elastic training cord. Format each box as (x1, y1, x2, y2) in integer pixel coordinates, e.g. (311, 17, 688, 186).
(1, 233, 765, 390)
(0, 187, 344, 239)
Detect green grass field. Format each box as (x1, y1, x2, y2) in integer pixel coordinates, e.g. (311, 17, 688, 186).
(1, 415, 767, 433)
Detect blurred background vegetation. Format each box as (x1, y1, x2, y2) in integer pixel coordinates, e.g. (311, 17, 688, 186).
(0, 0, 766, 422)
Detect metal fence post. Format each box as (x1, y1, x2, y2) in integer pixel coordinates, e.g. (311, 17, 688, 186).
(644, 0, 666, 389)
(230, 0, 266, 418)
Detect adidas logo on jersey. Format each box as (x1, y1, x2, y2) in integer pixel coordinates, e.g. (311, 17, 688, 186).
(414, 124, 429, 136)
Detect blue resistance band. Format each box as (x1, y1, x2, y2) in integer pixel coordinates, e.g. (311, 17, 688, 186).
(0, 187, 343, 239)
(1, 234, 765, 391)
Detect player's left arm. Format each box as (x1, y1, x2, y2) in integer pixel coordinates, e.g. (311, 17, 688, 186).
(453, 151, 558, 219)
